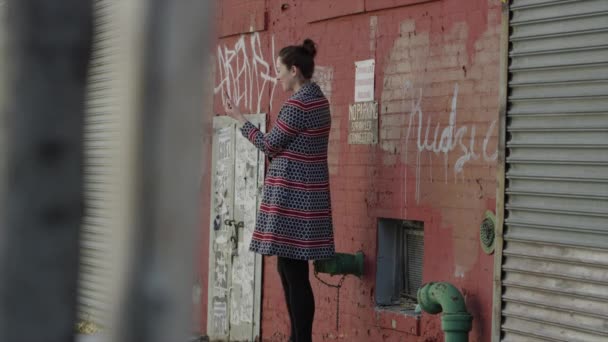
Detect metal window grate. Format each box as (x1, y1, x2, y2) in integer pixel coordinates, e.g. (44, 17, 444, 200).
(376, 218, 424, 310)
(401, 222, 424, 299)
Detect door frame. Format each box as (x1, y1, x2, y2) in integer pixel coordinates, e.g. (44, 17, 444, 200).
(491, 2, 511, 341)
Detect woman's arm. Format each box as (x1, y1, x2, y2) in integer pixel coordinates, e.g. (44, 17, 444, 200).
(240, 103, 305, 157)
(223, 95, 306, 157)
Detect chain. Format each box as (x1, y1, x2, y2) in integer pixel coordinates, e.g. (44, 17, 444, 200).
(313, 271, 346, 331)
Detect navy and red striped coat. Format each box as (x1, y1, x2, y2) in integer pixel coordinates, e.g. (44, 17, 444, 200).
(240, 82, 335, 260)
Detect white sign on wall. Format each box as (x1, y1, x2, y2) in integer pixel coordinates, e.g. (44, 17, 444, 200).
(354, 59, 375, 102)
(348, 101, 378, 145)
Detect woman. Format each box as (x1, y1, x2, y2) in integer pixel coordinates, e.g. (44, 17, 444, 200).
(224, 38, 334, 342)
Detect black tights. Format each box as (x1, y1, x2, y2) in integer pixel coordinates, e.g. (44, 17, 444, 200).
(277, 257, 315, 342)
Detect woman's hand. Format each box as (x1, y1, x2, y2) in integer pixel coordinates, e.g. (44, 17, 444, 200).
(223, 94, 246, 124)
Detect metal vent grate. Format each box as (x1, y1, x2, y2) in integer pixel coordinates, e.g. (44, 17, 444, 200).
(376, 218, 424, 311)
(480, 211, 496, 254)
(404, 225, 424, 297)
(404, 229, 424, 297)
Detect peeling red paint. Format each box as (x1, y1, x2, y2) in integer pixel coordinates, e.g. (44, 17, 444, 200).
(441, 0, 490, 63)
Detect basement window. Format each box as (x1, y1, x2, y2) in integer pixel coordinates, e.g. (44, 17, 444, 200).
(376, 219, 424, 313)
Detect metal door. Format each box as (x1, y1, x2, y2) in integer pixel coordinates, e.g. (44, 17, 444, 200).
(207, 115, 265, 341)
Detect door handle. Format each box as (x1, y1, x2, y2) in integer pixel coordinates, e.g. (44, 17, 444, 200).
(231, 221, 244, 257)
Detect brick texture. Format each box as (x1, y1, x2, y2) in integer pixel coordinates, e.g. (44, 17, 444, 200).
(203, 0, 503, 341)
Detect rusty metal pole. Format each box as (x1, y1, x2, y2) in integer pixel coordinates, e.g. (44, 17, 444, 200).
(0, 1, 93, 342)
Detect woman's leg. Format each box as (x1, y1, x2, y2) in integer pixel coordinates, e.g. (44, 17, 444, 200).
(278, 257, 315, 342)
(277, 257, 296, 341)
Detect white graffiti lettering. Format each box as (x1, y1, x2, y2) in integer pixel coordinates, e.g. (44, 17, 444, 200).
(212, 299, 228, 334)
(215, 33, 278, 114)
(404, 83, 498, 203)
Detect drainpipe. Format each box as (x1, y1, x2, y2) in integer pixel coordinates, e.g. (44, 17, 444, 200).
(417, 282, 473, 342)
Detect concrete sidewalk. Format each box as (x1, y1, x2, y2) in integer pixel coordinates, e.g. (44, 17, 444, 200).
(76, 335, 105, 342)
(76, 335, 206, 342)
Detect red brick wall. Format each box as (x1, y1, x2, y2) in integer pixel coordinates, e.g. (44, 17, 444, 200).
(202, 0, 503, 341)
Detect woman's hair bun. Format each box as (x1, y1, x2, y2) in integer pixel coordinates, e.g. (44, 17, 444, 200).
(302, 39, 317, 58)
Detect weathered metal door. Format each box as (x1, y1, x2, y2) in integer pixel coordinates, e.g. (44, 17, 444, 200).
(229, 115, 265, 341)
(207, 115, 265, 341)
(207, 117, 235, 341)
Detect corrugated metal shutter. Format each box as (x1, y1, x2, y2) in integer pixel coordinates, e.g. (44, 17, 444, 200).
(502, 1, 608, 341)
(78, 0, 117, 326)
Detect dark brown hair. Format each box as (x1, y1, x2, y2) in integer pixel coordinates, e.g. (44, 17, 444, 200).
(278, 39, 317, 79)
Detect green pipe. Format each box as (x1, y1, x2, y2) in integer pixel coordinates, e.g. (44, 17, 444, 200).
(417, 282, 473, 342)
(313, 251, 364, 277)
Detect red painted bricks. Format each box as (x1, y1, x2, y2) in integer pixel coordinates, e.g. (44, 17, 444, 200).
(203, 0, 503, 341)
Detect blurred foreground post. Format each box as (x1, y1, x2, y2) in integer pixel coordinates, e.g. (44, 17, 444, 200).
(0, 1, 93, 342)
(111, 1, 212, 341)
(0, 0, 212, 341)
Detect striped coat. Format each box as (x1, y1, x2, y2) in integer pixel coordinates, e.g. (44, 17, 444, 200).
(240, 82, 335, 260)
